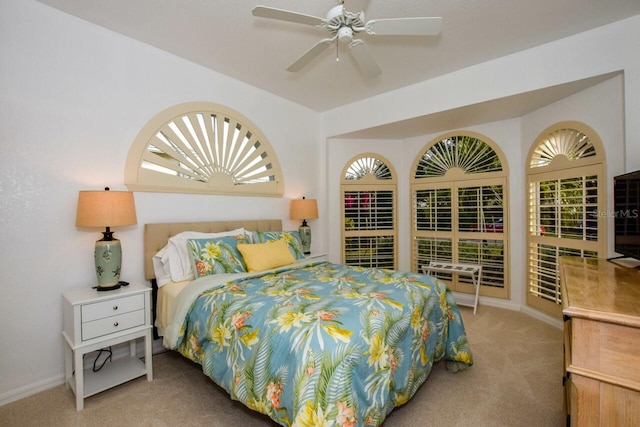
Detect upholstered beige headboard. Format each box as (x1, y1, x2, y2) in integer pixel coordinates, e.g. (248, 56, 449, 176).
(144, 219, 282, 280)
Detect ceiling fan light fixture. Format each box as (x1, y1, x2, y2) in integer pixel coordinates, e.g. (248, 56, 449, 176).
(337, 26, 353, 43)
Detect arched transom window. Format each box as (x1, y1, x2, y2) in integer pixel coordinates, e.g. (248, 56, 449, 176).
(125, 102, 284, 197)
(530, 128, 597, 168)
(341, 154, 397, 269)
(411, 133, 509, 300)
(415, 135, 503, 178)
(345, 156, 393, 181)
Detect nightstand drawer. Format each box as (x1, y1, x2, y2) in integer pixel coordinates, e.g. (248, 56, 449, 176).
(81, 309, 145, 341)
(81, 294, 144, 322)
(63, 283, 153, 410)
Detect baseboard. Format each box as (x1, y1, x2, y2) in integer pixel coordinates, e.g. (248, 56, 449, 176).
(452, 292, 519, 312)
(519, 306, 563, 329)
(0, 374, 64, 407)
(152, 337, 166, 354)
(0, 337, 168, 408)
(450, 292, 477, 310)
(453, 293, 563, 330)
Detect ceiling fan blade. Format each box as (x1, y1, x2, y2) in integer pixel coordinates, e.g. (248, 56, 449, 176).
(366, 17, 442, 36)
(349, 40, 381, 78)
(252, 5, 325, 27)
(287, 38, 335, 72)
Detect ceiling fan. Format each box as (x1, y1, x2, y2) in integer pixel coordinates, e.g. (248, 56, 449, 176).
(252, 1, 442, 78)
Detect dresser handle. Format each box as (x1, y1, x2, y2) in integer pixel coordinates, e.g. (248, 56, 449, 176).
(114, 322, 119, 327)
(113, 305, 118, 311)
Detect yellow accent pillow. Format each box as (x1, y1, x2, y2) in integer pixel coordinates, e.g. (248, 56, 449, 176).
(237, 239, 296, 272)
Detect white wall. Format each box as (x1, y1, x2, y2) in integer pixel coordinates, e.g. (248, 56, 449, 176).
(0, 0, 320, 403)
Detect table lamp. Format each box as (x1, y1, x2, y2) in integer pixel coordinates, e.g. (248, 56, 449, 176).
(76, 187, 137, 290)
(290, 197, 318, 255)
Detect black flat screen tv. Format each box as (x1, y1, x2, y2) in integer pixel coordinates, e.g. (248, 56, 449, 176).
(614, 170, 640, 260)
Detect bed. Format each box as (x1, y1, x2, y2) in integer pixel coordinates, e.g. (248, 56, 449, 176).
(144, 220, 473, 426)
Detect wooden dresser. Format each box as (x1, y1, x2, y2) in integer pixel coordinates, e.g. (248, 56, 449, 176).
(560, 257, 640, 426)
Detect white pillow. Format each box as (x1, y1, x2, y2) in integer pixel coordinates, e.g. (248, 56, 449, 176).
(158, 228, 246, 285)
(152, 246, 172, 287)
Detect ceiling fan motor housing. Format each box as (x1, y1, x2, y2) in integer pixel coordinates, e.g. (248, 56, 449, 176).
(326, 5, 366, 43)
(326, 5, 345, 22)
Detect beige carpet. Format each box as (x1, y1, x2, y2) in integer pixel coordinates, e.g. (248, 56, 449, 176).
(0, 305, 564, 427)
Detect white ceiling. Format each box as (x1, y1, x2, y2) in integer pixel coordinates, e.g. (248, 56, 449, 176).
(36, 0, 640, 118)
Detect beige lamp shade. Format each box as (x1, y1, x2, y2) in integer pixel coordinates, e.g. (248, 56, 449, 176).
(76, 188, 137, 289)
(290, 198, 318, 221)
(76, 189, 137, 228)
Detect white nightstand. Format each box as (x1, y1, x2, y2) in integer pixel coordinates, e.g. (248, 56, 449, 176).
(62, 283, 153, 410)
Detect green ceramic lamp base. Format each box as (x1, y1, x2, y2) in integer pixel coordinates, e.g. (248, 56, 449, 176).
(299, 224, 311, 255)
(94, 230, 122, 288)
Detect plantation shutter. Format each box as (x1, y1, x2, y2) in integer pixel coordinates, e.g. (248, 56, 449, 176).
(411, 133, 509, 300)
(526, 123, 606, 318)
(341, 155, 397, 269)
(125, 102, 284, 196)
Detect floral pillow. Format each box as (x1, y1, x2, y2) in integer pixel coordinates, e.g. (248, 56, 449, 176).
(187, 234, 250, 278)
(155, 228, 246, 285)
(251, 230, 305, 259)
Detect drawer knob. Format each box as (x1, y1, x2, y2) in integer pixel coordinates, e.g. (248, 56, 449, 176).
(113, 305, 118, 311)
(114, 322, 119, 327)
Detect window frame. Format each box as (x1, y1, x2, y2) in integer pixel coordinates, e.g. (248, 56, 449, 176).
(340, 154, 397, 269)
(125, 101, 284, 197)
(525, 121, 607, 318)
(411, 131, 510, 300)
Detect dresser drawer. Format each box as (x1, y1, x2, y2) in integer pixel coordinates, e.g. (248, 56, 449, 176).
(81, 309, 145, 341)
(81, 294, 144, 323)
(571, 317, 640, 387)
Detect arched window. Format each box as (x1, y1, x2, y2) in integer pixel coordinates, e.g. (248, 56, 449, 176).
(125, 102, 284, 197)
(341, 154, 397, 268)
(526, 122, 606, 318)
(411, 132, 509, 300)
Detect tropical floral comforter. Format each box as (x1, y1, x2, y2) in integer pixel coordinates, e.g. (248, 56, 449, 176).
(168, 261, 472, 426)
